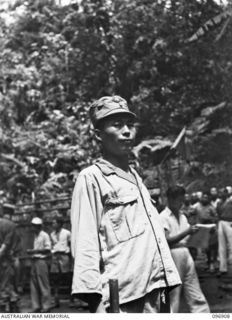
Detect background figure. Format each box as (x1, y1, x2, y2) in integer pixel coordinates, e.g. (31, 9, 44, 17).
(27, 217, 52, 313)
(0, 216, 20, 311)
(50, 216, 71, 308)
(194, 192, 218, 272)
(149, 188, 164, 213)
(181, 194, 198, 260)
(217, 188, 232, 276)
(11, 226, 23, 295)
(160, 185, 210, 313)
(210, 187, 221, 210)
(2, 203, 24, 295)
(190, 193, 199, 207)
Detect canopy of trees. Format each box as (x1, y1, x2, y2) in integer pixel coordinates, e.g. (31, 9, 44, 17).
(0, 0, 231, 204)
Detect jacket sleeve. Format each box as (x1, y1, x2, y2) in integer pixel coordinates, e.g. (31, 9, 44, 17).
(71, 171, 103, 296)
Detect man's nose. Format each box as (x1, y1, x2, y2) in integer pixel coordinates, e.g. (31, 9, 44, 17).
(122, 124, 130, 136)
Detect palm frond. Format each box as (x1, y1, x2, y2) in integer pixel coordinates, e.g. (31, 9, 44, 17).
(186, 9, 232, 43)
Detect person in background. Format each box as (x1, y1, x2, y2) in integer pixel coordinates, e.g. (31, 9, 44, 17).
(194, 192, 218, 272)
(225, 186, 232, 197)
(50, 216, 71, 308)
(217, 188, 232, 276)
(0, 205, 23, 294)
(160, 185, 210, 313)
(210, 187, 221, 210)
(27, 217, 52, 313)
(181, 193, 192, 221)
(0, 215, 19, 310)
(149, 188, 164, 213)
(11, 225, 23, 295)
(196, 191, 203, 202)
(180, 193, 198, 260)
(71, 95, 181, 313)
(190, 192, 199, 207)
(143, 174, 164, 213)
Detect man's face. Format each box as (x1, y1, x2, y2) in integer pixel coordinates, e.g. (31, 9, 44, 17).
(221, 190, 228, 200)
(210, 188, 217, 200)
(169, 195, 185, 213)
(52, 220, 59, 231)
(98, 114, 137, 157)
(201, 194, 209, 205)
(32, 225, 41, 234)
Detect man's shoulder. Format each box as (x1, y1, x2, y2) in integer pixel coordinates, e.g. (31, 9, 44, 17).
(50, 231, 55, 238)
(224, 196, 232, 207)
(192, 202, 201, 211)
(78, 164, 101, 177)
(159, 207, 172, 218)
(73, 165, 102, 185)
(40, 230, 50, 239)
(208, 203, 216, 211)
(62, 228, 71, 236)
(0, 218, 16, 230)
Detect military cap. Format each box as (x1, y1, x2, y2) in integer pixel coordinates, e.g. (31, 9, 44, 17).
(89, 95, 136, 127)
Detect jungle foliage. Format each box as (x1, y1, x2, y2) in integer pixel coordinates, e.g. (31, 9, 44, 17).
(0, 0, 232, 203)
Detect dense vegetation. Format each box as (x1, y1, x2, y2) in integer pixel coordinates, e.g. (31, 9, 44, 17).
(0, 0, 232, 204)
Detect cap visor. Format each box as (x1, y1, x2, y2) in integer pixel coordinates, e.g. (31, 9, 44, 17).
(99, 109, 137, 121)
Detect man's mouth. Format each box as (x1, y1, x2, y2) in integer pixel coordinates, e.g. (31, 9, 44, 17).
(120, 139, 133, 145)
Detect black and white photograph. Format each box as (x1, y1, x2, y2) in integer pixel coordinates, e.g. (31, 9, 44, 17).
(0, 0, 231, 314)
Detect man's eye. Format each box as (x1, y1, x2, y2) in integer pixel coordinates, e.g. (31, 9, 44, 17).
(112, 121, 122, 127)
(111, 121, 136, 128)
(127, 122, 136, 128)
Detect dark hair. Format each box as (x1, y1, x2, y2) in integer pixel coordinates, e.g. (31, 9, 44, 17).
(54, 216, 64, 227)
(95, 117, 107, 130)
(166, 185, 186, 199)
(202, 191, 210, 197)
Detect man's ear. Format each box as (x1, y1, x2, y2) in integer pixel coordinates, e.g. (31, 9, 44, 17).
(94, 128, 102, 142)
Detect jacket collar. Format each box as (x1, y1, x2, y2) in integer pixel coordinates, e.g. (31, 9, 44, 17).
(95, 158, 139, 186)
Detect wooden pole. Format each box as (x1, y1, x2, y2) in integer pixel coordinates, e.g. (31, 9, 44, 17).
(109, 279, 119, 313)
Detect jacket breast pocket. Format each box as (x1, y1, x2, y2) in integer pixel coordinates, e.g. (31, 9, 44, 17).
(105, 194, 145, 243)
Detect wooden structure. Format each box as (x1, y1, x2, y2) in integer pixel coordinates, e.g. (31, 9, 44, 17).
(1, 196, 72, 292)
(2, 196, 71, 254)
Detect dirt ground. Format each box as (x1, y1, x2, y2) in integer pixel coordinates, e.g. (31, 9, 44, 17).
(17, 252, 232, 313)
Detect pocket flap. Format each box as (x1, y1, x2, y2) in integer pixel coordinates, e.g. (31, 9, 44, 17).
(106, 194, 138, 206)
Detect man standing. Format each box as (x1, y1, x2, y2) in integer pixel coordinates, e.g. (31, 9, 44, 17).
(160, 185, 210, 313)
(180, 193, 198, 260)
(181, 193, 194, 222)
(71, 95, 181, 313)
(210, 187, 220, 210)
(194, 192, 218, 272)
(0, 216, 19, 310)
(50, 216, 71, 308)
(27, 217, 52, 313)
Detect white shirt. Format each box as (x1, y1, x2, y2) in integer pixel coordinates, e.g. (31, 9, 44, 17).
(33, 230, 51, 258)
(50, 228, 71, 254)
(159, 207, 190, 246)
